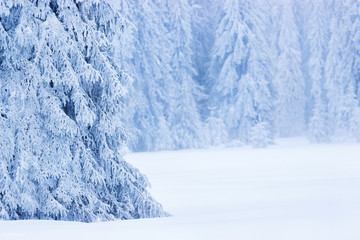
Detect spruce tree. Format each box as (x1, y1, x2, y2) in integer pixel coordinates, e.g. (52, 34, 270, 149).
(0, 0, 167, 222)
(208, 0, 274, 147)
(273, 1, 305, 137)
(163, 0, 205, 149)
(307, 0, 329, 142)
(325, 0, 360, 140)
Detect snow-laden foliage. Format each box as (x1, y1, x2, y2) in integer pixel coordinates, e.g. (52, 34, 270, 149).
(305, 0, 329, 142)
(272, 1, 305, 137)
(0, 0, 167, 222)
(1, 0, 360, 224)
(207, 0, 274, 147)
(190, 0, 220, 122)
(164, 0, 206, 149)
(115, 0, 207, 152)
(109, 0, 360, 149)
(114, 0, 178, 152)
(324, 0, 360, 141)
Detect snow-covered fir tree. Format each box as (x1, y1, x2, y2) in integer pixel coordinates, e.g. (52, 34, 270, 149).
(207, 0, 248, 144)
(208, 0, 274, 147)
(236, 0, 274, 147)
(113, 0, 161, 152)
(114, 0, 179, 151)
(324, 0, 360, 141)
(113, 0, 360, 148)
(163, 0, 206, 149)
(273, 0, 306, 137)
(0, 0, 167, 222)
(113, 0, 207, 151)
(306, 0, 329, 142)
(190, 0, 220, 121)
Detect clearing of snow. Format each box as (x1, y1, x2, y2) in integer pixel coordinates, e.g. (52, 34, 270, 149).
(1, 138, 360, 240)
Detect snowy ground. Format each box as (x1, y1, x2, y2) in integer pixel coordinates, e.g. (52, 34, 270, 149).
(1, 138, 360, 240)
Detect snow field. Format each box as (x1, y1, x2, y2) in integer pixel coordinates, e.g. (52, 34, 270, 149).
(1, 138, 360, 239)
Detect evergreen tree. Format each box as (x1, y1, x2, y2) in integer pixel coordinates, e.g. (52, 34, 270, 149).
(273, 1, 305, 137)
(190, 0, 220, 121)
(236, 0, 274, 147)
(208, 0, 274, 147)
(208, 0, 251, 144)
(325, 0, 360, 140)
(344, 0, 360, 140)
(0, 0, 167, 222)
(163, 0, 206, 149)
(114, 0, 161, 152)
(306, 0, 329, 142)
(115, 0, 206, 151)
